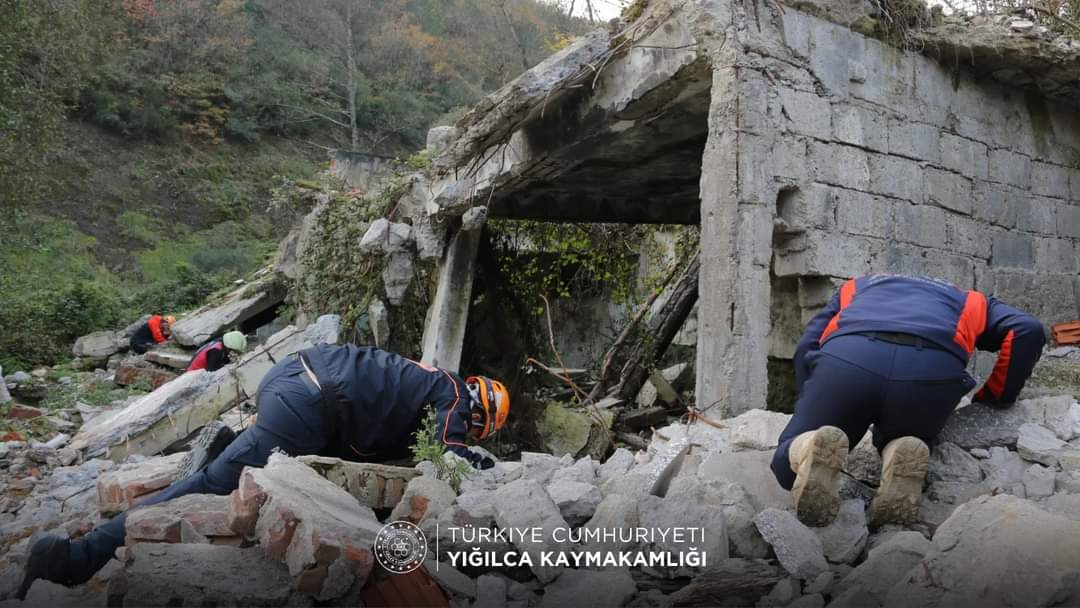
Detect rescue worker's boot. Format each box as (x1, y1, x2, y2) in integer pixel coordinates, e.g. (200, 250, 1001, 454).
(788, 426, 849, 527)
(176, 421, 235, 481)
(869, 436, 929, 527)
(17, 532, 95, 599)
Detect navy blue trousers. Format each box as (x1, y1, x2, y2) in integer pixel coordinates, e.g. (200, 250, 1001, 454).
(69, 356, 328, 577)
(770, 334, 976, 490)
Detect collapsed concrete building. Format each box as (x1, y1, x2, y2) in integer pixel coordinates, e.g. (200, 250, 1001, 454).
(359, 0, 1080, 418)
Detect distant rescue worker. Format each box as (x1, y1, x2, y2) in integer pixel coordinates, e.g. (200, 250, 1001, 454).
(771, 274, 1044, 528)
(19, 344, 511, 596)
(185, 331, 247, 373)
(128, 314, 175, 354)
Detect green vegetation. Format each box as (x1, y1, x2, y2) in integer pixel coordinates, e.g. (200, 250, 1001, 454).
(1, 0, 584, 371)
(410, 409, 474, 492)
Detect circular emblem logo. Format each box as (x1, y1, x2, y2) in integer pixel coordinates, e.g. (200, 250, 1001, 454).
(374, 520, 427, 574)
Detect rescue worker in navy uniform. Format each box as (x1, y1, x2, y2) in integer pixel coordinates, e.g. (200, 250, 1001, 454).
(18, 344, 511, 598)
(129, 314, 175, 354)
(771, 274, 1044, 528)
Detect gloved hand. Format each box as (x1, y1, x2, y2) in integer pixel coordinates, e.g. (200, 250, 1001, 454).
(475, 456, 495, 470)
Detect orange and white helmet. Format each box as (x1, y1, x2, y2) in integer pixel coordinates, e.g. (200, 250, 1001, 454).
(466, 376, 510, 440)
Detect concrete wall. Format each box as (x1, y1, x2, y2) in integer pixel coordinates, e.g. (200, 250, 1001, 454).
(328, 151, 395, 192)
(695, 0, 1080, 415)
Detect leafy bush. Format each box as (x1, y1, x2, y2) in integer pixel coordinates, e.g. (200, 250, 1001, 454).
(410, 409, 474, 492)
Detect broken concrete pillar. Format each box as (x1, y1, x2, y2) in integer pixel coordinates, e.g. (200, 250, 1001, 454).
(108, 543, 296, 606)
(97, 453, 186, 516)
(696, 65, 771, 418)
(144, 350, 193, 370)
(171, 267, 286, 346)
(421, 226, 481, 373)
(71, 315, 340, 461)
(297, 455, 417, 510)
(229, 454, 383, 600)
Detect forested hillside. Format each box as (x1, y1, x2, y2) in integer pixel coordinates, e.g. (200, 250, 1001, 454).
(0, 0, 586, 370)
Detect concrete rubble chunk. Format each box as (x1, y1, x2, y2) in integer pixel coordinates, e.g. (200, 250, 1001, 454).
(668, 558, 783, 607)
(699, 451, 792, 511)
(806, 571, 834, 596)
(844, 432, 881, 486)
(550, 456, 598, 485)
(389, 475, 456, 526)
(582, 493, 640, 552)
(980, 446, 1027, 491)
(1017, 423, 1066, 466)
(834, 531, 930, 605)
(520, 452, 565, 485)
(638, 492, 728, 578)
(382, 251, 414, 305)
(724, 409, 791, 451)
(928, 441, 983, 483)
(938, 402, 1029, 449)
(461, 206, 488, 231)
(1023, 395, 1079, 440)
(598, 447, 636, 481)
(97, 453, 186, 516)
(72, 329, 127, 359)
(474, 574, 508, 608)
(171, 268, 286, 346)
(359, 218, 414, 254)
(669, 476, 769, 559)
(492, 478, 571, 583)
(422, 558, 476, 599)
(537, 568, 636, 608)
(814, 500, 868, 565)
(761, 577, 800, 606)
(754, 508, 829, 579)
(546, 480, 602, 526)
(72, 316, 340, 461)
(144, 350, 193, 370)
(22, 579, 105, 607)
(1041, 493, 1080, 522)
(230, 453, 382, 600)
(126, 493, 236, 543)
(826, 585, 878, 608)
(107, 543, 295, 606)
(426, 125, 459, 154)
(789, 594, 825, 608)
(299, 456, 417, 510)
(886, 495, 1080, 607)
(1022, 463, 1056, 498)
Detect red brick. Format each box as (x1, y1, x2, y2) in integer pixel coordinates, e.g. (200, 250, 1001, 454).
(126, 494, 236, 544)
(226, 468, 268, 537)
(125, 511, 181, 543)
(96, 454, 185, 516)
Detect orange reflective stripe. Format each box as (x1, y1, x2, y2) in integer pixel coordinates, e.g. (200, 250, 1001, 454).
(980, 330, 1014, 400)
(953, 290, 987, 355)
(820, 279, 857, 343)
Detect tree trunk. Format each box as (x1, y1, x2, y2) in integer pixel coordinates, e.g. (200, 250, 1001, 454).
(610, 252, 700, 405)
(346, 2, 359, 151)
(496, 0, 530, 72)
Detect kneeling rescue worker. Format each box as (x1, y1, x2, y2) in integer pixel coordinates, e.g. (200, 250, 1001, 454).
(19, 344, 510, 597)
(185, 330, 247, 373)
(771, 274, 1044, 528)
(129, 314, 175, 354)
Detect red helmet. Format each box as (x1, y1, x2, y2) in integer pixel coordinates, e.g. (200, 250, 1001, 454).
(466, 376, 510, 441)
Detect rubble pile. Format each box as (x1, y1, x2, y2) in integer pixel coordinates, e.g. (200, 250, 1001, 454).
(0, 381, 1077, 605)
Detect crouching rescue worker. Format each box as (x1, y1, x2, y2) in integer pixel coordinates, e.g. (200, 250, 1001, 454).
(771, 274, 1044, 528)
(185, 331, 247, 373)
(129, 314, 175, 354)
(18, 344, 510, 598)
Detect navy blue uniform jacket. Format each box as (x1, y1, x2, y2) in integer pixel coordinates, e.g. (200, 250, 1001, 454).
(796, 274, 1045, 405)
(297, 344, 481, 465)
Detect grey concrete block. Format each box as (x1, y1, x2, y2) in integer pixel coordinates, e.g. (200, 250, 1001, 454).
(774, 136, 810, 181)
(1031, 161, 1071, 199)
(774, 230, 878, 278)
(834, 189, 893, 238)
(991, 230, 1035, 269)
(781, 9, 812, 57)
(1057, 204, 1080, 239)
(780, 87, 831, 140)
(832, 104, 887, 152)
(940, 133, 989, 179)
(925, 168, 973, 215)
(895, 204, 947, 248)
(887, 119, 940, 163)
(988, 149, 1031, 188)
(1034, 237, 1077, 274)
(1070, 168, 1080, 202)
(946, 215, 992, 259)
(867, 153, 923, 202)
(972, 181, 1018, 228)
(811, 142, 869, 191)
(1013, 196, 1059, 235)
(849, 39, 913, 112)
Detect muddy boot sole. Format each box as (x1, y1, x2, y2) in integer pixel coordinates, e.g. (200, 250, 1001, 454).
(791, 426, 849, 527)
(176, 422, 235, 481)
(870, 437, 929, 527)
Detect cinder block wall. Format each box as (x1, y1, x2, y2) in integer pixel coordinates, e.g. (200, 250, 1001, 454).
(695, 0, 1080, 415)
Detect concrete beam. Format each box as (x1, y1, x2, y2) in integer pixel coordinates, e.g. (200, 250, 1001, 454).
(421, 226, 482, 373)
